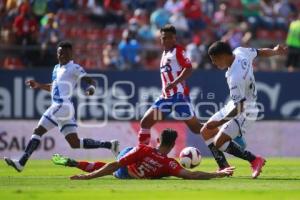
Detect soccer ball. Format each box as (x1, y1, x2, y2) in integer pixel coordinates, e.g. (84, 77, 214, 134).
(179, 147, 202, 169)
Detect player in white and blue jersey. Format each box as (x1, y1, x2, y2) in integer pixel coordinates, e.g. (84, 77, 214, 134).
(201, 41, 287, 178)
(5, 41, 119, 172)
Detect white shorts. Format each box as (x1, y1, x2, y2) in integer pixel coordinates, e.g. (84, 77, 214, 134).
(209, 101, 259, 139)
(38, 102, 77, 136)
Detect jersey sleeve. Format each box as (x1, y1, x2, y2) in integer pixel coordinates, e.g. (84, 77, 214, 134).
(52, 65, 59, 81)
(73, 65, 87, 78)
(235, 47, 257, 61)
(229, 78, 246, 105)
(176, 46, 192, 68)
(118, 146, 144, 167)
(167, 158, 184, 176)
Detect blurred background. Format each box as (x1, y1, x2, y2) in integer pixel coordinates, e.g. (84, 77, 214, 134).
(1, 0, 300, 159)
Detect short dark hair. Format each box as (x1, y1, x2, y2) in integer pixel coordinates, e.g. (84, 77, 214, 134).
(57, 41, 72, 50)
(160, 24, 176, 35)
(208, 41, 232, 56)
(160, 128, 178, 147)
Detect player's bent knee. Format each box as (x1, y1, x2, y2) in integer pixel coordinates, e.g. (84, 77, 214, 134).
(214, 133, 231, 149)
(190, 127, 200, 134)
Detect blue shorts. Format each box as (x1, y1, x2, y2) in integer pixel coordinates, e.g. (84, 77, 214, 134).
(152, 93, 194, 119)
(114, 147, 134, 179)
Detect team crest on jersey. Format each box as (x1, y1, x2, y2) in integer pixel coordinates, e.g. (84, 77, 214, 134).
(160, 59, 172, 72)
(241, 59, 248, 70)
(169, 160, 179, 169)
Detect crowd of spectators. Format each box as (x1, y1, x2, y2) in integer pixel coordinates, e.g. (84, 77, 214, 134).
(0, 0, 299, 71)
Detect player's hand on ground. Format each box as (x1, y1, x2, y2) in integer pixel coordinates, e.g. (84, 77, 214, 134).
(70, 174, 88, 180)
(218, 166, 235, 177)
(273, 44, 287, 55)
(85, 85, 95, 96)
(25, 80, 39, 89)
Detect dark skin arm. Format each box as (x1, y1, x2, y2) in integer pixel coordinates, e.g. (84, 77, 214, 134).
(257, 44, 287, 57)
(164, 67, 192, 92)
(25, 80, 52, 92)
(176, 167, 235, 180)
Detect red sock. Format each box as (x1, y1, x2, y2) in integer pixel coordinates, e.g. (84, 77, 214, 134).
(77, 161, 106, 172)
(138, 128, 151, 145)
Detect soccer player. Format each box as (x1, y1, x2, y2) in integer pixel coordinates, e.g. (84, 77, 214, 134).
(201, 41, 287, 178)
(4, 41, 119, 172)
(52, 128, 235, 180)
(138, 24, 230, 170)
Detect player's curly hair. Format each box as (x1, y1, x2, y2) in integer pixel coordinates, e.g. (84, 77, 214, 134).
(160, 128, 178, 147)
(160, 24, 176, 35)
(208, 41, 233, 56)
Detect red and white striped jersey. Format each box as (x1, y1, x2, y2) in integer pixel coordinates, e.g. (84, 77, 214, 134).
(160, 45, 192, 98)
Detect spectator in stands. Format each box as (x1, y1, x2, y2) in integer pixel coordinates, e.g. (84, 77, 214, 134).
(274, 0, 298, 23)
(47, 0, 75, 13)
(182, 0, 207, 31)
(123, 0, 157, 13)
(2, 56, 24, 70)
(164, 0, 183, 15)
(186, 35, 205, 69)
(13, 6, 38, 45)
(102, 40, 120, 70)
(132, 9, 154, 42)
(32, 0, 48, 21)
(286, 13, 300, 72)
(103, 0, 125, 27)
(39, 13, 62, 67)
(241, 0, 273, 33)
(118, 29, 141, 70)
(221, 22, 252, 49)
(260, 0, 287, 30)
(213, 2, 236, 39)
(169, 12, 189, 39)
(150, 7, 170, 32)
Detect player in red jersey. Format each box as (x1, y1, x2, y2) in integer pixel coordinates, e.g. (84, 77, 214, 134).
(138, 24, 230, 170)
(52, 129, 234, 180)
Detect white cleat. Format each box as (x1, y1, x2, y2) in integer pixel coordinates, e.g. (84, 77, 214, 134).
(110, 140, 120, 158)
(4, 157, 24, 172)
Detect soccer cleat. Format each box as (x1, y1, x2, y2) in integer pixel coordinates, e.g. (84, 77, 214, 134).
(4, 157, 23, 172)
(52, 154, 77, 167)
(250, 156, 266, 179)
(110, 140, 120, 158)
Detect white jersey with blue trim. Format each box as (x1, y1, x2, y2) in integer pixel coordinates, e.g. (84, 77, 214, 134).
(51, 60, 86, 103)
(225, 47, 258, 111)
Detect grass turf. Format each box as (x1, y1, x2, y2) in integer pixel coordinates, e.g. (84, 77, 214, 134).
(1, 158, 299, 200)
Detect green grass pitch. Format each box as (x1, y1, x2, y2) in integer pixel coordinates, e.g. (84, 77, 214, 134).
(1, 158, 300, 200)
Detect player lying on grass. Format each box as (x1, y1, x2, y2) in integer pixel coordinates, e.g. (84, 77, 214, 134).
(200, 41, 287, 178)
(4, 41, 119, 172)
(53, 128, 234, 180)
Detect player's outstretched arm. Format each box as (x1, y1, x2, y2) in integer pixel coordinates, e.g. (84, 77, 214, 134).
(70, 161, 120, 180)
(25, 80, 51, 92)
(257, 44, 287, 57)
(81, 76, 96, 96)
(176, 167, 235, 180)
